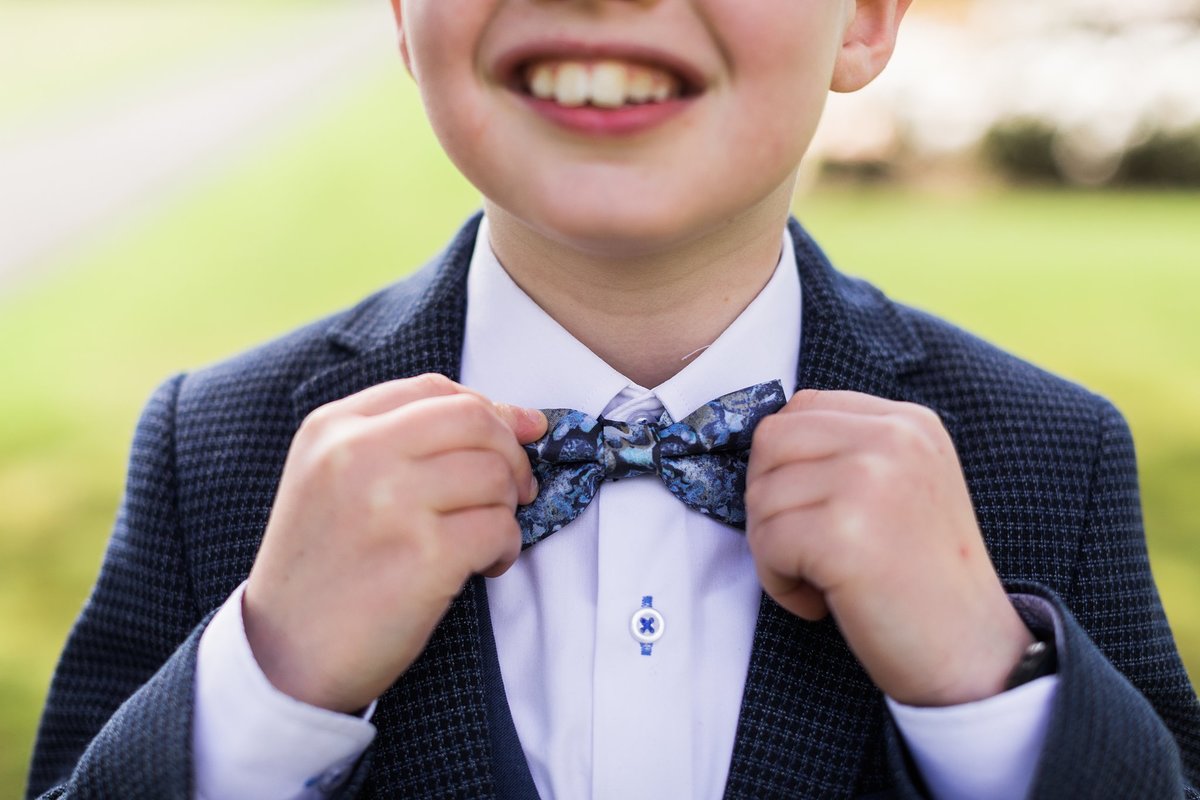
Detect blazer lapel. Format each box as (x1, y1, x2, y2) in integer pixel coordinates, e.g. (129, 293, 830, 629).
(292, 216, 500, 799)
(291, 215, 480, 424)
(723, 220, 927, 799)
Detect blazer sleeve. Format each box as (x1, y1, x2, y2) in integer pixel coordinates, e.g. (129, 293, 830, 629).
(885, 398, 1200, 799)
(24, 375, 202, 799)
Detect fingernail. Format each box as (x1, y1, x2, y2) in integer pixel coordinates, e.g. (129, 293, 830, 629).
(528, 474, 539, 499)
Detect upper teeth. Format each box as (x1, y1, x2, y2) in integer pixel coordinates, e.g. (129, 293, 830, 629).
(525, 60, 681, 108)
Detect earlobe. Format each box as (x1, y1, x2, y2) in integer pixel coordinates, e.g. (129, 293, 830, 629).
(389, 0, 415, 76)
(830, 0, 913, 93)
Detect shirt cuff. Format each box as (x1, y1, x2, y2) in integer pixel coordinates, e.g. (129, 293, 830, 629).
(887, 661, 1058, 800)
(193, 581, 377, 800)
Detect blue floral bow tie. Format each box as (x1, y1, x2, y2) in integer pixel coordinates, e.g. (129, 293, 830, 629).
(516, 381, 787, 548)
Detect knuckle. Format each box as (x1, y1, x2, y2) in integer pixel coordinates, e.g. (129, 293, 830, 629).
(407, 527, 446, 569)
(413, 372, 455, 394)
(298, 402, 338, 437)
(827, 497, 869, 546)
(905, 402, 943, 430)
(848, 451, 890, 485)
(748, 515, 796, 569)
(880, 415, 923, 453)
(302, 423, 357, 480)
(475, 454, 513, 498)
(746, 511, 780, 550)
(488, 513, 523, 555)
(751, 417, 788, 457)
(753, 414, 782, 442)
(452, 394, 498, 435)
(789, 388, 821, 410)
(364, 475, 404, 515)
(899, 404, 945, 444)
(743, 473, 774, 513)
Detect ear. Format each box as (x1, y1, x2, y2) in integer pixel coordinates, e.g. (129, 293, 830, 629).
(831, 0, 913, 93)
(389, 0, 414, 76)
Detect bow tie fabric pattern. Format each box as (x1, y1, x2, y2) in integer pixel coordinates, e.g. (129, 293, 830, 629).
(516, 381, 787, 547)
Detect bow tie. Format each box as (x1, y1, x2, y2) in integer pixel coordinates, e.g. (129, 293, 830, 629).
(516, 381, 787, 548)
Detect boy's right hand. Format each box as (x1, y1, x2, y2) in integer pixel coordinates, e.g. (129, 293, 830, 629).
(241, 374, 546, 714)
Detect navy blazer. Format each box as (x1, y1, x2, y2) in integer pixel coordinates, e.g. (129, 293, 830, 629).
(28, 216, 1200, 799)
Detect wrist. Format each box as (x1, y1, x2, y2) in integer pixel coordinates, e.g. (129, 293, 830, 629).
(1003, 636, 1057, 691)
(906, 608, 1037, 708)
(242, 587, 362, 714)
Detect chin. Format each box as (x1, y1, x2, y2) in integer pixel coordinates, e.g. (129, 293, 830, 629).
(506, 178, 742, 255)
(533, 204, 715, 259)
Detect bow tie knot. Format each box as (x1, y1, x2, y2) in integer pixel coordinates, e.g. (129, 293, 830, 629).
(539, 410, 670, 481)
(517, 381, 787, 547)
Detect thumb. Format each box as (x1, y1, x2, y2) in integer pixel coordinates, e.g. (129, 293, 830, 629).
(494, 403, 548, 444)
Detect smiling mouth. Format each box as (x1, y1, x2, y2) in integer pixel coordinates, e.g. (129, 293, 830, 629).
(519, 59, 691, 109)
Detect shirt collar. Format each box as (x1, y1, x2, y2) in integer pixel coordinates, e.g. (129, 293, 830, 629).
(460, 216, 801, 419)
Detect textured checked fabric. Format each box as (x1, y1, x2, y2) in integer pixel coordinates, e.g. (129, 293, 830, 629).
(517, 381, 786, 546)
(26, 216, 1200, 800)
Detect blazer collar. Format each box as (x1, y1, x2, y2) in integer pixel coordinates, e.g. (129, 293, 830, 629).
(291, 214, 929, 797)
(293, 215, 927, 421)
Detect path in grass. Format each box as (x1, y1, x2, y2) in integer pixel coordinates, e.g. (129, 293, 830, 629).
(0, 1, 392, 290)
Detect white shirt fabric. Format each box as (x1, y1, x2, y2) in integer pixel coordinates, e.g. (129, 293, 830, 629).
(192, 217, 1059, 800)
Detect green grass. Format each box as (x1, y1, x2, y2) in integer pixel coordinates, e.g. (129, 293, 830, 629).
(0, 1, 321, 126)
(1, 59, 1198, 798)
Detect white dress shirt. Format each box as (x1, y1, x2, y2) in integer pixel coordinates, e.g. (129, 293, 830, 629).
(193, 217, 1058, 800)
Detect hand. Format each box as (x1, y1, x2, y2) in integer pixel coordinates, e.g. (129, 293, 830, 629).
(744, 390, 1033, 707)
(242, 374, 546, 713)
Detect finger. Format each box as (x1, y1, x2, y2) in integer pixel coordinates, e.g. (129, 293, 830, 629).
(333, 373, 468, 417)
(329, 374, 546, 447)
(747, 410, 874, 480)
(744, 460, 837, 527)
(438, 505, 523, 578)
(784, 388, 904, 417)
(418, 450, 523, 513)
(377, 394, 537, 501)
(384, 398, 540, 503)
(493, 403, 548, 444)
(756, 564, 830, 621)
(746, 506, 833, 594)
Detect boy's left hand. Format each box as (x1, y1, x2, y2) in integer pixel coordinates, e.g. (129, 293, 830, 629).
(744, 389, 1034, 707)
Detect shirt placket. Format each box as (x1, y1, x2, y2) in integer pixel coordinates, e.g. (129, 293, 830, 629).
(591, 392, 695, 800)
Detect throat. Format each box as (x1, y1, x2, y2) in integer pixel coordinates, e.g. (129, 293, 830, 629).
(482, 203, 790, 389)
(515, 266, 761, 389)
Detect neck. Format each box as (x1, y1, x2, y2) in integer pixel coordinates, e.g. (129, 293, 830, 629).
(484, 180, 796, 389)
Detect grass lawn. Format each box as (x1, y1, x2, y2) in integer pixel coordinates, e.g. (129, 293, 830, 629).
(2, 61, 1198, 796)
(0, 0, 329, 126)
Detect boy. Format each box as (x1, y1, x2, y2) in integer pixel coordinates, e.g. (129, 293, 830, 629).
(27, 0, 1200, 798)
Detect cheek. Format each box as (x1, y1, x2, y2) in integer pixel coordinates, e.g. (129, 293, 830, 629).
(707, 2, 845, 163)
(405, 12, 497, 186)
(712, 0, 845, 106)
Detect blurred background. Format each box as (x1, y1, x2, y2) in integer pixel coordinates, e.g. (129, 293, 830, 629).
(1, 0, 1197, 794)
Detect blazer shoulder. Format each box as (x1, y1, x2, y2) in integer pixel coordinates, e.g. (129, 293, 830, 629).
(891, 299, 1116, 427)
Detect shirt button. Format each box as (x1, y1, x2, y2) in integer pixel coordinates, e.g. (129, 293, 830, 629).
(631, 598, 665, 657)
